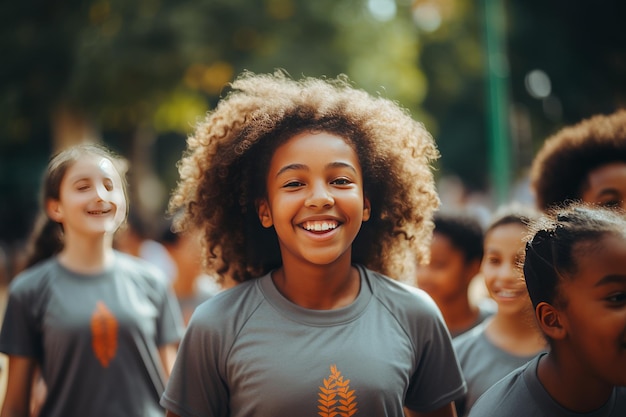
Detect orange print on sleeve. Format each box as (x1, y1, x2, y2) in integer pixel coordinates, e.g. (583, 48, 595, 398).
(91, 301, 119, 367)
(318, 364, 358, 417)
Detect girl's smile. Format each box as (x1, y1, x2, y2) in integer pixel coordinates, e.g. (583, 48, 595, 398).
(47, 155, 127, 237)
(482, 223, 531, 313)
(257, 131, 370, 269)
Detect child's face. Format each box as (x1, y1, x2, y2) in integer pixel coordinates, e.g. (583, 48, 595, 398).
(557, 233, 626, 386)
(481, 223, 531, 315)
(47, 155, 127, 238)
(581, 161, 626, 210)
(416, 232, 475, 304)
(257, 131, 370, 269)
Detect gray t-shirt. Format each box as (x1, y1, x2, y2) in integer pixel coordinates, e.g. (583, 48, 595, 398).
(468, 353, 626, 417)
(161, 265, 466, 417)
(452, 320, 544, 416)
(0, 253, 184, 417)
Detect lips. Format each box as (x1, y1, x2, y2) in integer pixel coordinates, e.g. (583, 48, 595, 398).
(494, 288, 526, 298)
(87, 208, 112, 215)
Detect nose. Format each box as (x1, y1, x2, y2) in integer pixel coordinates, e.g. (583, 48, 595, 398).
(95, 183, 109, 201)
(498, 261, 523, 283)
(305, 181, 334, 208)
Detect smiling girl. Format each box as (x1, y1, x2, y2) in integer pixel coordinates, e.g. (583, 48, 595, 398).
(452, 204, 547, 416)
(0, 144, 184, 417)
(469, 203, 626, 416)
(160, 70, 466, 417)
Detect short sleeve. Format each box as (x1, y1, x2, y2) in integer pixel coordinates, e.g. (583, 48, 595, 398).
(404, 294, 467, 412)
(0, 283, 42, 358)
(155, 280, 185, 346)
(160, 305, 230, 417)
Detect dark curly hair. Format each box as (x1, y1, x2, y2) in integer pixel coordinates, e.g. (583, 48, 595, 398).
(433, 211, 484, 263)
(169, 70, 440, 284)
(530, 109, 626, 211)
(523, 203, 626, 310)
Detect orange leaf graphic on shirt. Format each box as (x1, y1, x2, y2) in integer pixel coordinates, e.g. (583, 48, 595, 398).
(318, 365, 357, 417)
(91, 301, 118, 367)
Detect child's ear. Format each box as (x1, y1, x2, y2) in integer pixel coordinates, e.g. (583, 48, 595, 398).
(362, 197, 371, 222)
(256, 199, 273, 228)
(536, 302, 566, 340)
(46, 199, 62, 223)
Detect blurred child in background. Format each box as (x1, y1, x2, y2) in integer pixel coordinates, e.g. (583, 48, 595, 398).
(531, 109, 626, 211)
(0, 143, 184, 417)
(417, 211, 494, 338)
(453, 204, 547, 416)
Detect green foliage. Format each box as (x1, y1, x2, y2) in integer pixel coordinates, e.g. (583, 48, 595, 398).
(2, 0, 624, 246)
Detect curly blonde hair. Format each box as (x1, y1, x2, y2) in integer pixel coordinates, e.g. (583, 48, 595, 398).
(530, 109, 626, 211)
(170, 70, 440, 283)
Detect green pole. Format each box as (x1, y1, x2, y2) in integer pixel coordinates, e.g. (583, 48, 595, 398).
(482, 0, 511, 205)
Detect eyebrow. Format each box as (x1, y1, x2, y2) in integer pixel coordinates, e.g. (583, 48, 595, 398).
(69, 176, 91, 184)
(596, 188, 621, 197)
(275, 162, 357, 178)
(594, 274, 626, 287)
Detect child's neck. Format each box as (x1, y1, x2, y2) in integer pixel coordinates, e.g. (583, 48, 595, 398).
(58, 233, 115, 275)
(437, 296, 479, 334)
(538, 352, 615, 413)
(485, 312, 546, 356)
(272, 261, 359, 310)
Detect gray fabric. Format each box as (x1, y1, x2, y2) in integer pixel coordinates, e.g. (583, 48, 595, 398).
(161, 265, 466, 417)
(452, 320, 543, 416)
(468, 354, 626, 417)
(0, 252, 184, 417)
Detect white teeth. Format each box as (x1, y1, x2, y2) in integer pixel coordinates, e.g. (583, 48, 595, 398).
(498, 290, 519, 297)
(302, 221, 337, 231)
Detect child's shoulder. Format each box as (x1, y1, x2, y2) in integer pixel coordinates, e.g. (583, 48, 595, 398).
(187, 276, 265, 328)
(616, 386, 626, 410)
(8, 257, 58, 293)
(452, 320, 488, 350)
(114, 250, 169, 285)
(363, 266, 441, 317)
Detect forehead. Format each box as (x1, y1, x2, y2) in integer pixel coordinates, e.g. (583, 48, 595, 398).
(64, 155, 121, 182)
(583, 162, 626, 193)
(484, 223, 526, 250)
(269, 131, 360, 169)
(568, 232, 626, 285)
(432, 232, 459, 252)
(430, 233, 465, 260)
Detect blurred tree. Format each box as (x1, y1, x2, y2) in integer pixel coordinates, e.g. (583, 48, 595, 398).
(2, 0, 624, 258)
(415, 0, 626, 202)
(507, 0, 626, 145)
(0, 0, 426, 250)
(415, 0, 488, 193)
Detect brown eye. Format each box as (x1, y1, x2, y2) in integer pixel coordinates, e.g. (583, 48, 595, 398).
(601, 200, 622, 208)
(331, 178, 352, 185)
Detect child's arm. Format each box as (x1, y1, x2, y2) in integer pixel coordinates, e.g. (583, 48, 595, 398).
(0, 355, 37, 417)
(405, 402, 458, 417)
(158, 343, 178, 378)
